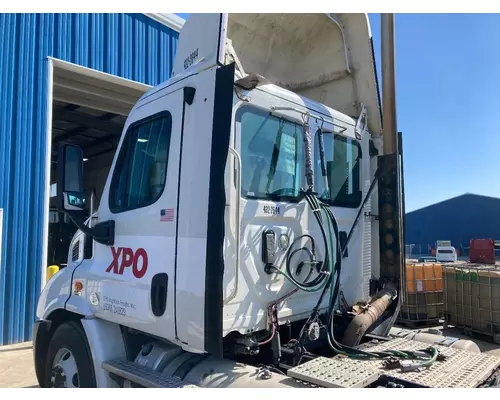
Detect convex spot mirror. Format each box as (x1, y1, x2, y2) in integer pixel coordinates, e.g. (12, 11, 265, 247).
(57, 143, 87, 213)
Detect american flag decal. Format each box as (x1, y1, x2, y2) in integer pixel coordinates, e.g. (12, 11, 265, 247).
(160, 208, 174, 222)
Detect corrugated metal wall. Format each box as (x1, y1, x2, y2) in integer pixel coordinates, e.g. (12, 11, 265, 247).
(0, 13, 178, 345)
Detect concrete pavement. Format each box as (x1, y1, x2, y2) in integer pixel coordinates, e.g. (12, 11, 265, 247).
(1, 326, 500, 388)
(0, 342, 38, 388)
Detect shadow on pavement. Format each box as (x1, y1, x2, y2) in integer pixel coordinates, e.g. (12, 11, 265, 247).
(0, 345, 33, 353)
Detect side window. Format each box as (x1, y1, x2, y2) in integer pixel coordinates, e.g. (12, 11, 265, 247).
(109, 112, 172, 213)
(314, 132, 362, 208)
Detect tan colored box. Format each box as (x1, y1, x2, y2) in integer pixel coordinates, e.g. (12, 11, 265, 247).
(444, 265, 500, 335)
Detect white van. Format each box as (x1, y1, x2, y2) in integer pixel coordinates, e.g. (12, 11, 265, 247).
(436, 246, 458, 263)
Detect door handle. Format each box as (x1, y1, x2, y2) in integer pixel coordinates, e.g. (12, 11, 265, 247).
(151, 273, 168, 317)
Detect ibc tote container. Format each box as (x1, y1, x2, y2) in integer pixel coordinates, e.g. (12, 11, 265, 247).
(443, 264, 500, 342)
(399, 262, 444, 325)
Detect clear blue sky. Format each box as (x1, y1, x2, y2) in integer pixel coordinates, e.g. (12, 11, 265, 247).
(175, 14, 500, 212)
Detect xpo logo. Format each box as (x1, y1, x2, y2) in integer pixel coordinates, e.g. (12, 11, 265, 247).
(106, 247, 148, 279)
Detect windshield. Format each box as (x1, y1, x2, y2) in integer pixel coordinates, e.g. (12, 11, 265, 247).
(238, 106, 304, 201)
(237, 105, 362, 206)
(314, 131, 362, 208)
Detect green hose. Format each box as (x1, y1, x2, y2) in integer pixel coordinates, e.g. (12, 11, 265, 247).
(272, 266, 329, 293)
(298, 191, 441, 370)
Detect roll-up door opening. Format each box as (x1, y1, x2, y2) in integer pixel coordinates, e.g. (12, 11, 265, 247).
(45, 58, 150, 269)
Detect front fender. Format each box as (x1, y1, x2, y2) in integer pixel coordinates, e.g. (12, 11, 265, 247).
(37, 263, 96, 319)
(37, 266, 74, 320)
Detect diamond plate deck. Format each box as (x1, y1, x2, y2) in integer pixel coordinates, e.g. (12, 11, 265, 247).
(288, 338, 500, 388)
(364, 338, 500, 388)
(287, 357, 382, 388)
(102, 359, 199, 388)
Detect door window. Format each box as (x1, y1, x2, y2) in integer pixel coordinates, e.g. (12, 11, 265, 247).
(109, 112, 172, 213)
(314, 132, 362, 208)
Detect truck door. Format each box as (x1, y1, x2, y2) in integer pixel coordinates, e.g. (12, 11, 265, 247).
(85, 88, 184, 341)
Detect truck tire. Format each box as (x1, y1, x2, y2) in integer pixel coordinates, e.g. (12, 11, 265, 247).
(43, 321, 97, 388)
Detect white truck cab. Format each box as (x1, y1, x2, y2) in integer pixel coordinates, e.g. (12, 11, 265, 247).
(32, 13, 500, 389)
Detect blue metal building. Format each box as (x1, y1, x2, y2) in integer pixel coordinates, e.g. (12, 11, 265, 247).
(0, 13, 183, 345)
(405, 193, 500, 255)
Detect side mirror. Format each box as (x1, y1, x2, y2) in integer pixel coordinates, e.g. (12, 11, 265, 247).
(57, 143, 86, 213)
(54, 143, 114, 246)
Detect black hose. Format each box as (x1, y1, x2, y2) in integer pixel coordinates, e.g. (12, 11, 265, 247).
(284, 235, 327, 289)
(297, 192, 340, 347)
(269, 233, 329, 291)
(342, 167, 381, 257)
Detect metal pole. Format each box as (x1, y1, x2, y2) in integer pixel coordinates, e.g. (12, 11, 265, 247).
(381, 13, 398, 155)
(373, 14, 404, 336)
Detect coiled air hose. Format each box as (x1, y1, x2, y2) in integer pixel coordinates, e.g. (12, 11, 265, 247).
(269, 234, 330, 292)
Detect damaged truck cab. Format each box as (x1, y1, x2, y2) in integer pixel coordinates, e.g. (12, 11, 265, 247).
(32, 13, 500, 389)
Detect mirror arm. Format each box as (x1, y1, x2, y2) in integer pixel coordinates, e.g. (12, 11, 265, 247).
(65, 210, 115, 247)
(65, 210, 92, 236)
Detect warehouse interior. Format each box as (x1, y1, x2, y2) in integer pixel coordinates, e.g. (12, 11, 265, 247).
(47, 60, 149, 267)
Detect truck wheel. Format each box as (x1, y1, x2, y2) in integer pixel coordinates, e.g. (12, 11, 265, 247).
(44, 321, 96, 388)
